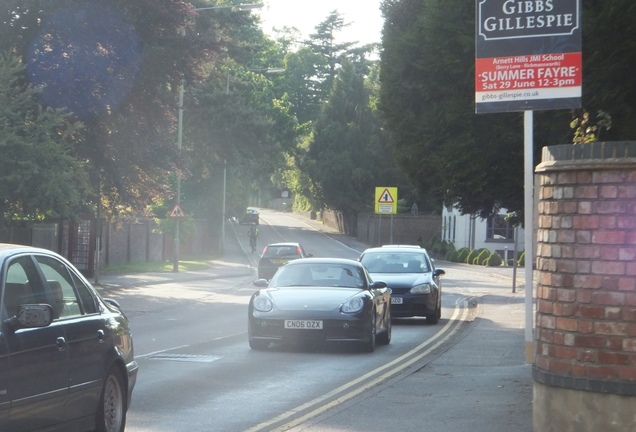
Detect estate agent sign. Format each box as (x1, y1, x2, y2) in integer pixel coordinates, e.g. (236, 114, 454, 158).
(475, 0, 582, 113)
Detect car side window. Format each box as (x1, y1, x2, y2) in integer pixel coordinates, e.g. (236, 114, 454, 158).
(3, 256, 45, 318)
(69, 271, 98, 314)
(34, 255, 84, 320)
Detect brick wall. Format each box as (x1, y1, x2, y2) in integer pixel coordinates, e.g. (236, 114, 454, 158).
(302, 210, 442, 246)
(534, 142, 636, 396)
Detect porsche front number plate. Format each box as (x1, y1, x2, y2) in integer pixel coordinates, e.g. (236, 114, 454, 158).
(285, 320, 323, 330)
(391, 297, 403, 304)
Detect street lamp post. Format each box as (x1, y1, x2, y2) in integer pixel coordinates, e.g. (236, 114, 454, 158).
(172, 2, 263, 272)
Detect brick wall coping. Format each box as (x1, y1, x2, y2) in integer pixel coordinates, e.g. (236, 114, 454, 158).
(537, 142, 636, 172)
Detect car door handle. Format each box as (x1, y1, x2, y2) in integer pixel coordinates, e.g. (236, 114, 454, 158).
(97, 329, 105, 343)
(56, 337, 67, 351)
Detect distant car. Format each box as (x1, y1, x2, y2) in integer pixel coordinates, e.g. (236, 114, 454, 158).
(240, 208, 259, 225)
(248, 258, 391, 352)
(359, 245, 445, 324)
(0, 243, 138, 432)
(257, 242, 311, 280)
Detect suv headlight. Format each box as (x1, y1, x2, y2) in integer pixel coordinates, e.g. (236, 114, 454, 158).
(410, 283, 432, 294)
(253, 295, 273, 312)
(341, 297, 365, 313)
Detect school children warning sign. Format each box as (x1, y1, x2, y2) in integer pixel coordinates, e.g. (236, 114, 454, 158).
(475, 0, 582, 113)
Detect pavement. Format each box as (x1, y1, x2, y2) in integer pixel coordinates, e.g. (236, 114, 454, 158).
(95, 213, 534, 432)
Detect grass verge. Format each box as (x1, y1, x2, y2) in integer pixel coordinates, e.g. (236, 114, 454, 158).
(102, 256, 215, 274)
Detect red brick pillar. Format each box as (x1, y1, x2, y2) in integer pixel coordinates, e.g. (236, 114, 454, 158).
(533, 142, 636, 431)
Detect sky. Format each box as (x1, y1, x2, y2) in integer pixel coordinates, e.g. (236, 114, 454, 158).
(256, 0, 384, 46)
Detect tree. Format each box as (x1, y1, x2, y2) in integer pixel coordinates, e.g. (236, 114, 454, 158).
(379, 0, 636, 219)
(380, 0, 524, 218)
(0, 53, 89, 224)
(303, 59, 401, 229)
(1, 0, 252, 217)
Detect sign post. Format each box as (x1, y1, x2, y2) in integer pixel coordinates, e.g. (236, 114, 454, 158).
(169, 203, 186, 272)
(375, 187, 398, 244)
(475, 0, 582, 362)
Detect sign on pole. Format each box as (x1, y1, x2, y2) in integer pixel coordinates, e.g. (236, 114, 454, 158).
(169, 204, 186, 218)
(375, 187, 397, 215)
(475, 0, 582, 113)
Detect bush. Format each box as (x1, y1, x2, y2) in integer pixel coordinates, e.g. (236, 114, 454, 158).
(426, 237, 456, 258)
(444, 241, 456, 255)
(486, 251, 503, 267)
(475, 249, 490, 265)
(457, 248, 470, 263)
(446, 249, 460, 262)
(466, 249, 479, 264)
(467, 248, 487, 265)
(518, 251, 525, 267)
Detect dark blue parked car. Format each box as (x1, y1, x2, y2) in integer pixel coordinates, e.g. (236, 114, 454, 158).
(0, 244, 138, 432)
(359, 245, 445, 324)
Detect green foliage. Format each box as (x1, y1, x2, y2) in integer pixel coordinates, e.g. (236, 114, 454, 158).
(153, 215, 197, 245)
(518, 251, 526, 267)
(474, 249, 490, 266)
(570, 109, 612, 144)
(457, 248, 470, 263)
(379, 0, 636, 219)
(486, 251, 503, 267)
(0, 53, 90, 223)
(446, 249, 460, 262)
(302, 59, 392, 216)
(466, 248, 482, 265)
(419, 234, 455, 259)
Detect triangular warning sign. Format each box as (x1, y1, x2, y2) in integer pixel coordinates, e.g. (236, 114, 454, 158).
(169, 204, 186, 218)
(378, 189, 394, 203)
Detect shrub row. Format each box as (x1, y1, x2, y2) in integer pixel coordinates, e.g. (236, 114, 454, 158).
(445, 247, 525, 267)
(418, 235, 525, 268)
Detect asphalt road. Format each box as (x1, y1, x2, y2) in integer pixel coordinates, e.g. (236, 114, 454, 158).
(101, 209, 531, 432)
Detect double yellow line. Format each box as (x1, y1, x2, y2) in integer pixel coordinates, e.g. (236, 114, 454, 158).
(245, 296, 472, 432)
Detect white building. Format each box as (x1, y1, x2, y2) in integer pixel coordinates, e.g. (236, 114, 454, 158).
(441, 205, 525, 262)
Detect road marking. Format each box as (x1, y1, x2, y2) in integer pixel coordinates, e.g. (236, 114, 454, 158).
(244, 297, 472, 432)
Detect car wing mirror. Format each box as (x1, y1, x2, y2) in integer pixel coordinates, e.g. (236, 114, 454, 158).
(104, 298, 122, 309)
(434, 269, 446, 277)
(370, 281, 387, 289)
(4, 304, 53, 331)
(253, 279, 269, 287)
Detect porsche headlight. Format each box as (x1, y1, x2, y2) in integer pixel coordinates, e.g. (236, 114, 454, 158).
(341, 297, 365, 313)
(253, 295, 273, 312)
(410, 283, 432, 294)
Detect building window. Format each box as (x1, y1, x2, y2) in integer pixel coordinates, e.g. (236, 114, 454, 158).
(486, 214, 514, 242)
